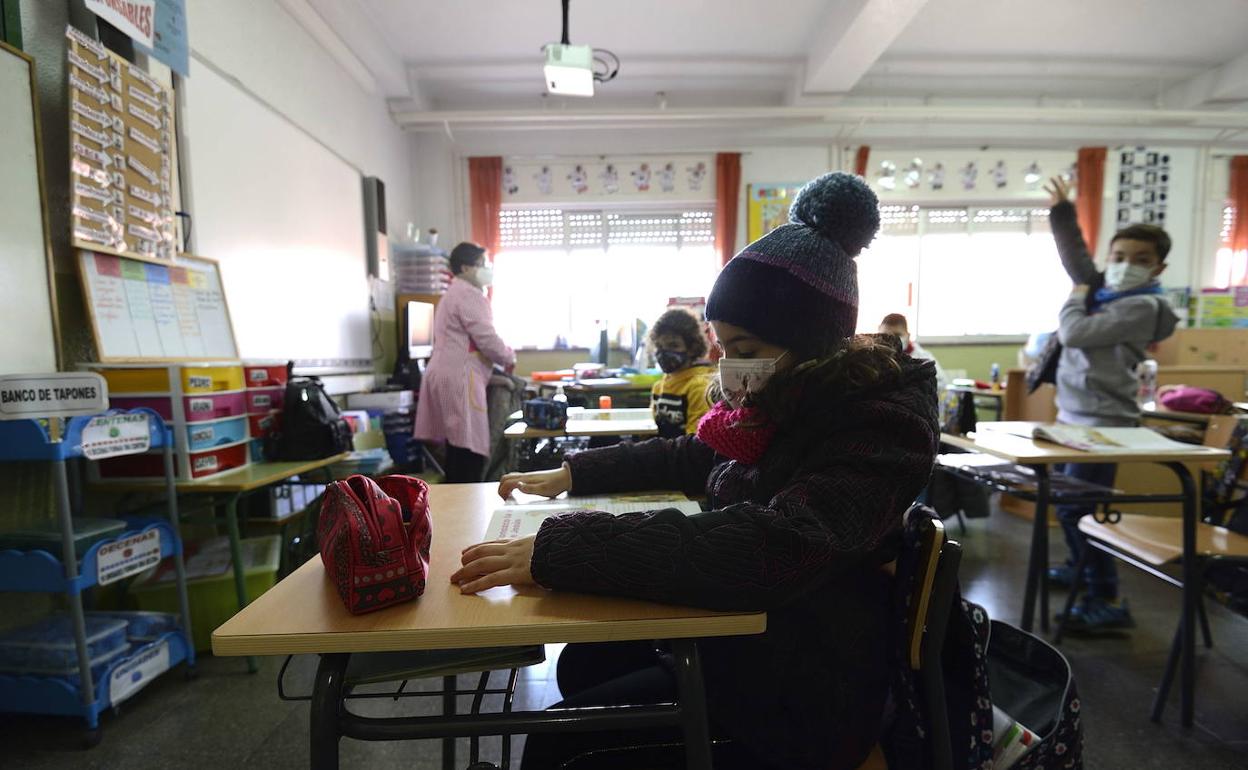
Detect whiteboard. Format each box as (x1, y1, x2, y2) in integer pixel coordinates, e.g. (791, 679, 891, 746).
(182, 60, 370, 370)
(77, 250, 238, 361)
(0, 43, 59, 375)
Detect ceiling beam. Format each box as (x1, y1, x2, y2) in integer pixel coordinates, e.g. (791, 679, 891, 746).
(278, 0, 410, 97)
(800, 0, 930, 96)
(1162, 49, 1248, 109)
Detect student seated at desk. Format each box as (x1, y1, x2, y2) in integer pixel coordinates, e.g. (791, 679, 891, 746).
(1044, 176, 1178, 632)
(879, 312, 947, 392)
(648, 307, 715, 439)
(450, 173, 939, 770)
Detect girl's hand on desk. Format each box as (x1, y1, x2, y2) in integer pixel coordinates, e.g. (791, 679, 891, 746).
(451, 535, 537, 594)
(498, 463, 572, 499)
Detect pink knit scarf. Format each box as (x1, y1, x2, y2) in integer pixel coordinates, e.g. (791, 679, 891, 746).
(695, 401, 777, 465)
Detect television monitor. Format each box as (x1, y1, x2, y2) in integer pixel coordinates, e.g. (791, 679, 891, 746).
(406, 300, 436, 360)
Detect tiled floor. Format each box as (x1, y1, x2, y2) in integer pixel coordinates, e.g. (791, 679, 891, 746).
(4, 506, 1246, 768)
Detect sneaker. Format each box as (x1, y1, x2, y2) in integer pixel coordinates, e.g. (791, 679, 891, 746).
(1047, 564, 1076, 588)
(1061, 597, 1134, 632)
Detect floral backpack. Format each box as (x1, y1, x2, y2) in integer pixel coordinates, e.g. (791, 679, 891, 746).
(885, 506, 1084, 769)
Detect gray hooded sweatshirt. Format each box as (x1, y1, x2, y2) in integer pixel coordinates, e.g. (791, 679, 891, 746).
(1050, 201, 1178, 426)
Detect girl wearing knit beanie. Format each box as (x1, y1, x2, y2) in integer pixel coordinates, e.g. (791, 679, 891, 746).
(452, 172, 940, 770)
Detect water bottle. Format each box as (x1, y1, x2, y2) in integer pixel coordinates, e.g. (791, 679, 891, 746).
(990, 363, 1001, 389)
(1137, 359, 1158, 406)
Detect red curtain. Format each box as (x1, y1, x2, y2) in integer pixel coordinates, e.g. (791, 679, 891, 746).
(468, 157, 503, 257)
(1075, 147, 1107, 252)
(715, 152, 742, 265)
(854, 146, 870, 177)
(1229, 156, 1248, 253)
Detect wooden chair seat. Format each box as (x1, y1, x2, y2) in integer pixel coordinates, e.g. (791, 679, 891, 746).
(1078, 514, 1248, 567)
(856, 743, 888, 769)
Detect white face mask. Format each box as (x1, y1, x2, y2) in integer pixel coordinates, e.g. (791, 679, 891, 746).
(471, 265, 494, 287)
(1104, 262, 1154, 292)
(718, 351, 787, 409)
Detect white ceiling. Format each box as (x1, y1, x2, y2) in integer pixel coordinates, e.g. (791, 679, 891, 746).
(283, 0, 1248, 148)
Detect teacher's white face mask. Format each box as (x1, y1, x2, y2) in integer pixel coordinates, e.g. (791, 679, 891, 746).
(470, 265, 494, 288)
(718, 351, 787, 409)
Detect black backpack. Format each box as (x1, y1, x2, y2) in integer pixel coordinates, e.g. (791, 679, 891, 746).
(270, 363, 353, 461)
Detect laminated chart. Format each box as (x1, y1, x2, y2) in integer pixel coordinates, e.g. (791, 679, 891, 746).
(66, 26, 177, 260)
(78, 250, 238, 361)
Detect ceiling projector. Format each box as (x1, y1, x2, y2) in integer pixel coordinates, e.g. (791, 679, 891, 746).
(543, 43, 595, 97)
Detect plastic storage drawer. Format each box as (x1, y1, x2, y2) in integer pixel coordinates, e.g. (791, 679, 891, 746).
(244, 387, 284, 413)
(188, 442, 248, 479)
(87, 611, 179, 642)
(243, 363, 288, 388)
(183, 391, 246, 422)
(0, 614, 128, 671)
(185, 416, 249, 451)
(247, 411, 280, 439)
(95, 367, 171, 394)
(181, 365, 244, 394)
(0, 518, 127, 557)
(109, 395, 174, 420)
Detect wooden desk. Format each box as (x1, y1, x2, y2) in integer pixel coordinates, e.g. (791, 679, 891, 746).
(1140, 403, 1213, 426)
(946, 385, 1005, 421)
(942, 422, 1227, 727)
(505, 408, 658, 441)
(214, 483, 765, 769)
(96, 453, 348, 671)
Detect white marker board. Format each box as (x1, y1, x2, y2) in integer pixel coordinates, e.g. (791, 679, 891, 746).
(77, 249, 238, 361)
(0, 42, 60, 375)
(182, 59, 371, 370)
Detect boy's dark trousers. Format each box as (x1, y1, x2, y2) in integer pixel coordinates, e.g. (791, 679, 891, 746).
(1055, 462, 1120, 599)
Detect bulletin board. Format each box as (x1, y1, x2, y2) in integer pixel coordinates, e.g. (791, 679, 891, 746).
(77, 249, 238, 362)
(0, 40, 60, 375)
(747, 183, 802, 242)
(65, 26, 177, 260)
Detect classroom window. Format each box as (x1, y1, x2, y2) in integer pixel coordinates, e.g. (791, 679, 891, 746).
(1213, 204, 1248, 288)
(493, 208, 718, 348)
(855, 206, 1069, 338)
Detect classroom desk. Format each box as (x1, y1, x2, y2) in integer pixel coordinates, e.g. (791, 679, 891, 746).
(95, 453, 349, 671)
(1140, 403, 1214, 426)
(505, 408, 658, 440)
(940, 423, 1227, 727)
(537, 379, 655, 408)
(946, 385, 1006, 421)
(213, 483, 766, 770)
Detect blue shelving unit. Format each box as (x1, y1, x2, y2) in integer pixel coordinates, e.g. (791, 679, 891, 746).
(0, 409, 196, 747)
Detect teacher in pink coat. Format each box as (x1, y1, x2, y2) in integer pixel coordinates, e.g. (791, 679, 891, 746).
(414, 242, 516, 482)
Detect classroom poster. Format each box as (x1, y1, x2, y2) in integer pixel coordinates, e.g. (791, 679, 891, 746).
(135, 0, 189, 77)
(747, 184, 802, 242)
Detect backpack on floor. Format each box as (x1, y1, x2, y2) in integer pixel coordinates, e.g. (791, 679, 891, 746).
(270, 363, 353, 461)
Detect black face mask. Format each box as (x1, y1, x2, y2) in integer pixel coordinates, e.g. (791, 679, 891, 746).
(655, 349, 689, 373)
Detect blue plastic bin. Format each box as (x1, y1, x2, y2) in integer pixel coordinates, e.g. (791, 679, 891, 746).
(0, 614, 128, 671)
(185, 416, 249, 451)
(87, 611, 180, 642)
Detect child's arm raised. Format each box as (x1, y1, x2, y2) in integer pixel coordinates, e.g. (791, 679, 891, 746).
(1046, 177, 1101, 286)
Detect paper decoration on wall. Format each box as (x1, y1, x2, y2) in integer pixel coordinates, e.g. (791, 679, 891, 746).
(1116, 147, 1169, 226)
(534, 165, 553, 195)
(992, 160, 1008, 189)
(1023, 161, 1043, 186)
(631, 163, 651, 192)
(687, 161, 708, 191)
(567, 164, 589, 194)
(657, 162, 676, 193)
(599, 164, 620, 193)
(903, 159, 922, 189)
(66, 26, 177, 260)
(929, 163, 945, 191)
(503, 165, 519, 195)
(747, 184, 803, 242)
(961, 162, 978, 190)
(877, 161, 897, 190)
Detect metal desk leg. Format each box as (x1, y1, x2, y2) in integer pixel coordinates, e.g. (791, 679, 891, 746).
(223, 492, 257, 673)
(1167, 462, 1199, 727)
(311, 653, 349, 770)
(670, 639, 712, 770)
(442, 675, 456, 770)
(1020, 465, 1051, 633)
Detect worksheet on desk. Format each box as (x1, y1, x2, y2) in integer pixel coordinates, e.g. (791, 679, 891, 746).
(484, 493, 702, 540)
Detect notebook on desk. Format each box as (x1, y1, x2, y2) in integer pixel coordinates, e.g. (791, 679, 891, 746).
(999, 424, 1196, 453)
(485, 493, 702, 540)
